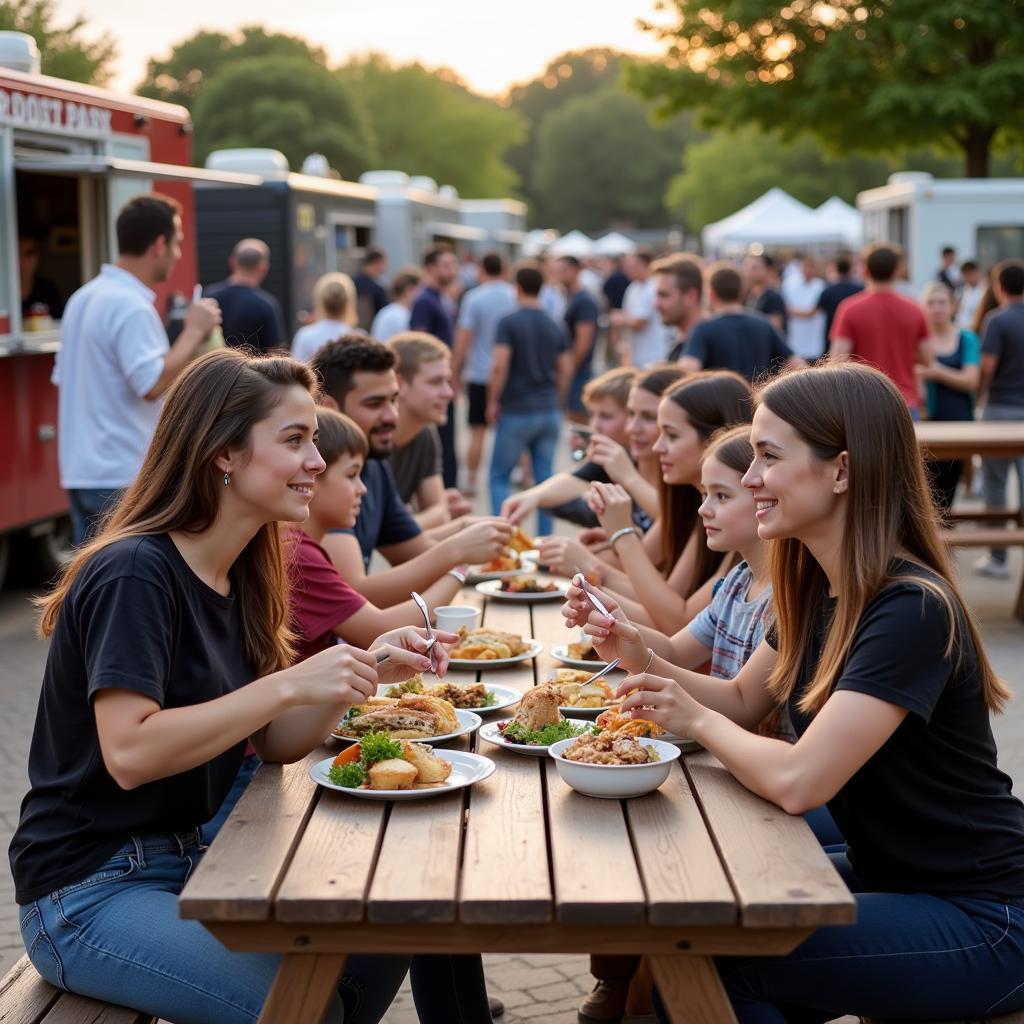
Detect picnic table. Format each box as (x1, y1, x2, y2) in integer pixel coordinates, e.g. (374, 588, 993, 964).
(915, 420, 1024, 461)
(180, 580, 856, 1024)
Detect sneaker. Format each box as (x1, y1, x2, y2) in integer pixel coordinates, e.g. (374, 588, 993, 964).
(579, 979, 629, 1022)
(974, 556, 1010, 579)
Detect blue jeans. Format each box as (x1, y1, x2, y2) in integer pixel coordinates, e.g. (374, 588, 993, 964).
(490, 409, 562, 536)
(981, 403, 1024, 563)
(19, 831, 410, 1024)
(653, 847, 1024, 1023)
(68, 487, 123, 546)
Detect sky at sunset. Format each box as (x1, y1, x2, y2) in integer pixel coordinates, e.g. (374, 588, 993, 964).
(55, 0, 669, 94)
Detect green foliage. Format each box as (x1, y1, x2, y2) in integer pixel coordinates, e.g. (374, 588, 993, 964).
(630, 0, 1024, 176)
(192, 57, 376, 178)
(504, 48, 625, 202)
(339, 55, 525, 198)
(328, 762, 367, 788)
(357, 732, 404, 765)
(137, 26, 325, 111)
(0, 0, 116, 84)
(533, 84, 699, 231)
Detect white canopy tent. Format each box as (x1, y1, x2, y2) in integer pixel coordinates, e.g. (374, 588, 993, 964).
(549, 229, 594, 258)
(593, 231, 637, 257)
(811, 197, 864, 249)
(522, 228, 559, 257)
(702, 188, 822, 252)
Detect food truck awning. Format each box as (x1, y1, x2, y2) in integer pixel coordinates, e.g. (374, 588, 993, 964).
(13, 153, 262, 187)
(427, 221, 488, 242)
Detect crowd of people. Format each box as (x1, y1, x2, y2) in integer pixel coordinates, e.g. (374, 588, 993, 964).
(7, 191, 1024, 1024)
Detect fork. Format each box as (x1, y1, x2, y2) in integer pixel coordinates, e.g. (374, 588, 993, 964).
(411, 591, 438, 674)
(580, 657, 621, 687)
(574, 570, 613, 621)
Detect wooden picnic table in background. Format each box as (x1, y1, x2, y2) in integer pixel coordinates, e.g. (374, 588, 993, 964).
(180, 579, 855, 1024)
(915, 420, 1024, 461)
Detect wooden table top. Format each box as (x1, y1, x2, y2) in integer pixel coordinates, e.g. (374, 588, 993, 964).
(180, 584, 855, 950)
(915, 420, 1024, 459)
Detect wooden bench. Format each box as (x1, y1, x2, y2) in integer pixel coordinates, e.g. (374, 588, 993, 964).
(948, 508, 1024, 526)
(0, 954, 155, 1023)
(942, 527, 1024, 620)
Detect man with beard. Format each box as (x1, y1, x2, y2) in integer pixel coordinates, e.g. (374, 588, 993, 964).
(653, 254, 705, 362)
(410, 244, 460, 487)
(52, 193, 220, 544)
(313, 336, 511, 607)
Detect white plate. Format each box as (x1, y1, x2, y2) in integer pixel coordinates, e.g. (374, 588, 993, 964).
(374, 682, 521, 715)
(465, 560, 537, 585)
(548, 737, 681, 799)
(555, 702, 618, 719)
(478, 717, 594, 757)
(310, 750, 495, 801)
(550, 644, 609, 671)
(331, 708, 482, 745)
(475, 578, 569, 602)
(447, 638, 543, 671)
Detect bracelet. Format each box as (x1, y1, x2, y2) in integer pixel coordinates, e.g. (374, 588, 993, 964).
(609, 526, 640, 548)
(448, 569, 467, 585)
(641, 647, 655, 674)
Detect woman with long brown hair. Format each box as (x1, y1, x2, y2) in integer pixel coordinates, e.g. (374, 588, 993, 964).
(582, 371, 753, 634)
(10, 349, 456, 1024)
(565, 362, 1024, 1020)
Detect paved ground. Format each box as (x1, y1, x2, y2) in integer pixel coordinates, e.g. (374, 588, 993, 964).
(1, 515, 1021, 1023)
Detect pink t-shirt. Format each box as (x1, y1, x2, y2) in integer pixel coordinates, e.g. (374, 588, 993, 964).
(287, 529, 367, 664)
(830, 290, 929, 407)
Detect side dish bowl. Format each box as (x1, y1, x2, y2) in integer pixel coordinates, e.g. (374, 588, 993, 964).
(547, 737, 681, 799)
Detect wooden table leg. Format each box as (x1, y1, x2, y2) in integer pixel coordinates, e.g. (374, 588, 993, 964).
(257, 953, 347, 1024)
(648, 954, 738, 1024)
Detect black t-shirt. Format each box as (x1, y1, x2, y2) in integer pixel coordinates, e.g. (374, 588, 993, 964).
(817, 279, 864, 343)
(388, 426, 443, 505)
(495, 307, 569, 413)
(750, 287, 787, 333)
(564, 289, 600, 374)
(354, 272, 388, 327)
(22, 275, 64, 319)
(767, 561, 1024, 902)
(204, 281, 286, 353)
(683, 312, 793, 381)
(603, 269, 630, 310)
(10, 534, 254, 904)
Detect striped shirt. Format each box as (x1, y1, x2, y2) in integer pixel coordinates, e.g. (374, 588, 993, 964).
(688, 561, 772, 679)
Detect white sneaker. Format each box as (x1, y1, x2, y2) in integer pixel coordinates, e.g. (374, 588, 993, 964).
(974, 556, 1010, 579)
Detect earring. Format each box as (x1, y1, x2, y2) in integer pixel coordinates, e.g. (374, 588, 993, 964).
(223, 472, 231, 486)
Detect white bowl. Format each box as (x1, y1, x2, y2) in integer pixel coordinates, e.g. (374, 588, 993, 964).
(547, 737, 681, 799)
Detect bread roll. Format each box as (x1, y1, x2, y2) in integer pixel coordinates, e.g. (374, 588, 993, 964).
(368, 759, 418, 790)
(401, 741, 453, 784)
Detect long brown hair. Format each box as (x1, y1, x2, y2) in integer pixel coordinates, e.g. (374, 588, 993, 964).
(659, 372, 753, 591)
(760, 362, 1009, 714)
(38, 349, 320, 676)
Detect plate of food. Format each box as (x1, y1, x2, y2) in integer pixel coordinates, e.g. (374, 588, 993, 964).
(475, 577, 569, 602)
(550, 638, 608, 670)
(446, 626, 543, 669)
(466, 527, 540, 584)
(548, 735, 681, 799)
(549, 668, 622, 718)
(478, 684, 594, 757)
(311, 735, 495, 801)
(331, 691, 481, 745)
(380, 678, 521, 715)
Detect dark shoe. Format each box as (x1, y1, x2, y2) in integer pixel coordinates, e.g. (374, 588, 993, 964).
(578, 978, 629, 1022)
(489, 995, 505, 1018)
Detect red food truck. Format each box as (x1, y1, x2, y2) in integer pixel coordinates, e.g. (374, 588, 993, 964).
(0, 32, 255, 583)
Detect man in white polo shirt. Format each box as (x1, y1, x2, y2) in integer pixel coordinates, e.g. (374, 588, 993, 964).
(52, 193, 220, 543)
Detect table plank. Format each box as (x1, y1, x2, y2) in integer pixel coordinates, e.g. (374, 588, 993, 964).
(545, 760, 648, 925)
(180, 753, 320, 921)
(915, 421, 1024, 460)
(625, 764, 737, 926)
(478, 597, 537, 696)
(274, 793, 387, 924)
(685, 753, 856, 928)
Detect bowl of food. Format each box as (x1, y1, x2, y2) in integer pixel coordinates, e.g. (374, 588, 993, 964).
(547, 734, 681, 799)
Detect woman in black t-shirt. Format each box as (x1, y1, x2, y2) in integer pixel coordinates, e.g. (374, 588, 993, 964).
(564, 362, 1024, 1020)
(10, 350, 460, 1024)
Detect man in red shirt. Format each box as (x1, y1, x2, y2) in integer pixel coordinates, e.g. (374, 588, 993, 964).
(830, 244, 931, 412)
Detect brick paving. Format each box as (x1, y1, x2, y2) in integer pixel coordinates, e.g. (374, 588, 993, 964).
(2, 542, 1022, 1024)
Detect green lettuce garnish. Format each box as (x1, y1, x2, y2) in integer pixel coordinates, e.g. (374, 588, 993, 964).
(500, 719, 593, 746)
(328, 762, 367, 788)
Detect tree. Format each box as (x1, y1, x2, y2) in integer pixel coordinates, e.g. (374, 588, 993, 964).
(138, 26, 326, 111)
(533, 85, 698, 232)
(0, 0, 116, 84)
(192, 58, 376, 179)
(630, 0, 1024, 177)
(504, 49, 625, 207)
(340, 56, 525, 197)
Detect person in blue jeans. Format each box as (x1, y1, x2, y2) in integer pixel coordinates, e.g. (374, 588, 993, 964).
(10, 349, 483, 1024)
(565, 362, 1024, 1022)
(487, 261, 572, 536)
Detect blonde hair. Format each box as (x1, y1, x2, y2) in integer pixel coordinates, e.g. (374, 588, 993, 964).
(920, 280, 954, 310)
(759, 362, 1009, 715)
(582, 366, 637, 409)
(314, 273, 356, 320)
(37, 350, 318, 676)
(387, 331, 450, 382)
